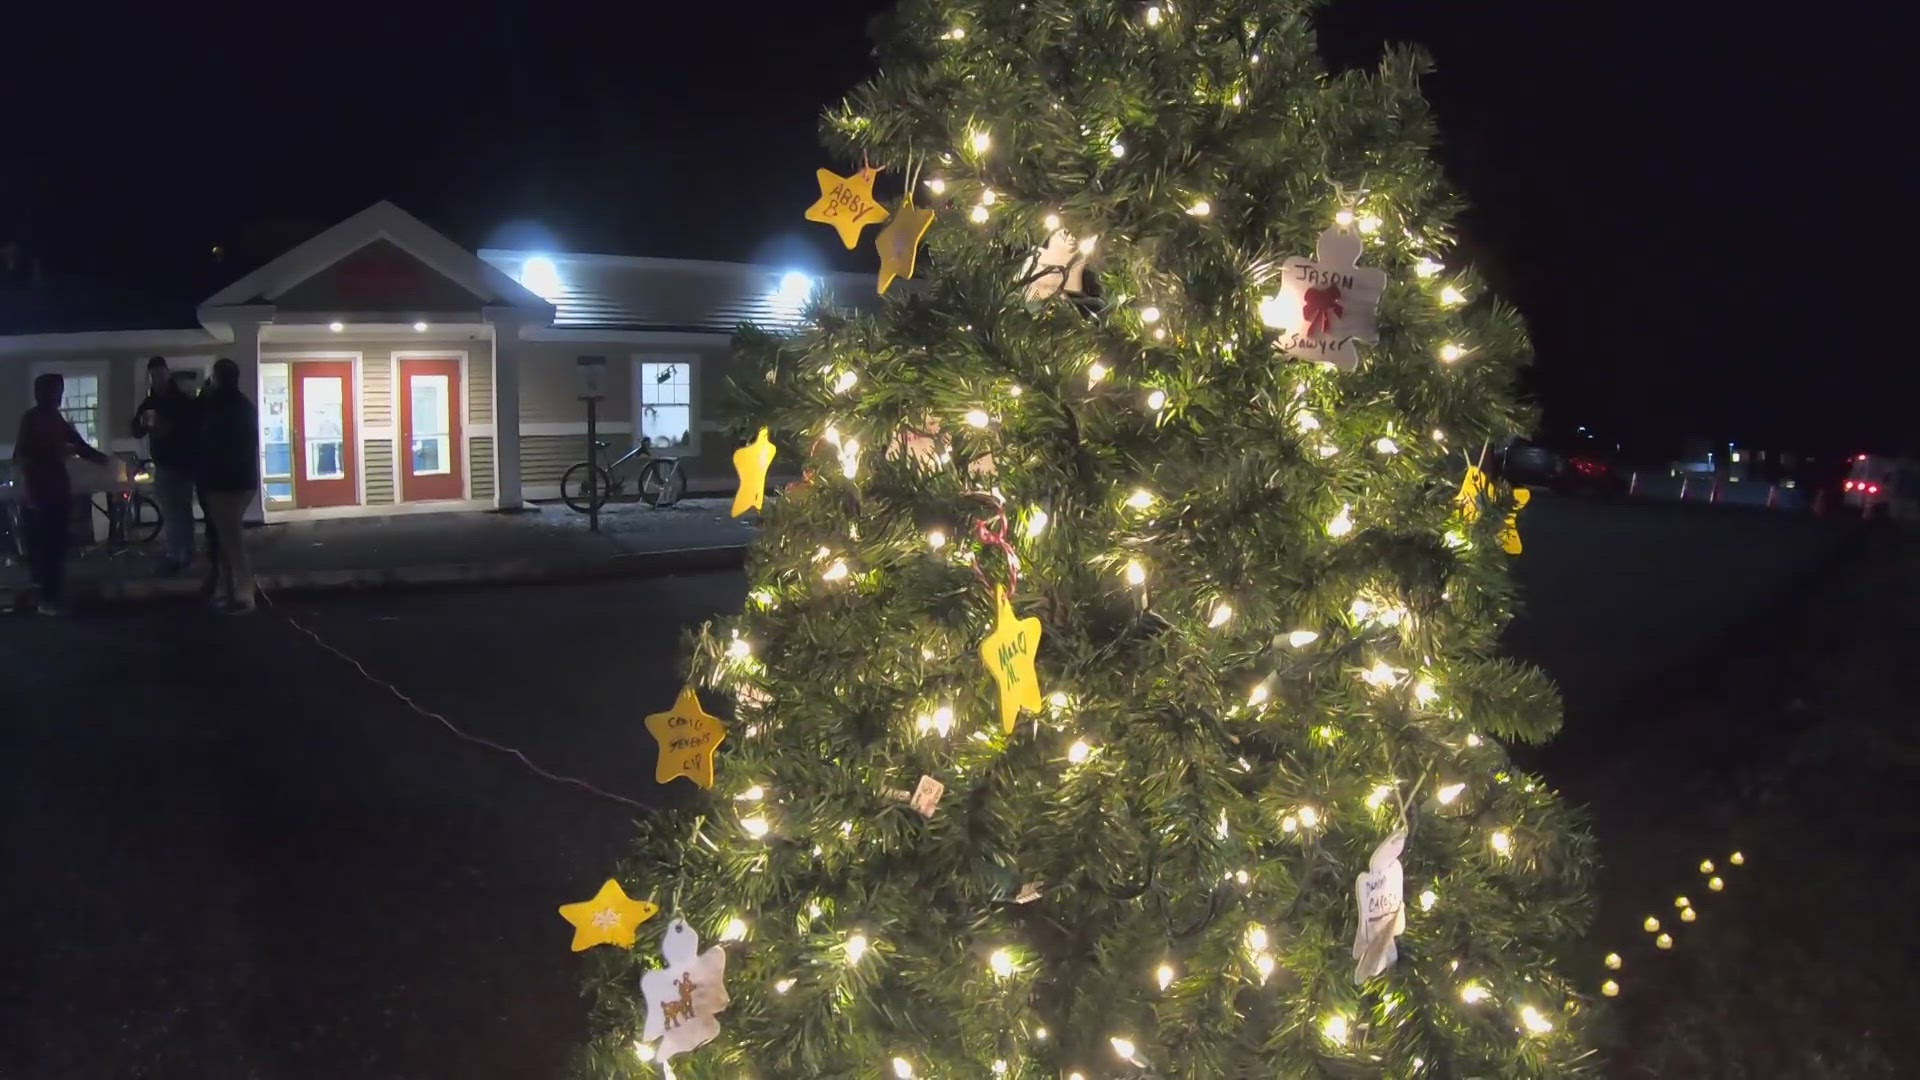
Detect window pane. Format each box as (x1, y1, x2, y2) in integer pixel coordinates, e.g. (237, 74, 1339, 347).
(411, 435, 449, 475)
(59, 375, 101, 447)
(641, 363, 689, 406)
(310, 440, 344, 479)
(261, 364, 293, 481)
(641, 404, 691, 449)
(302, 376, 346, 479)
(411, 374, 449, 439)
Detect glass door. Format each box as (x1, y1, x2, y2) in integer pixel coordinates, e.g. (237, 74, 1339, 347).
(288, 361, 357, 508)
(259, 363, 294, 507)
(399, 357, 463, 501)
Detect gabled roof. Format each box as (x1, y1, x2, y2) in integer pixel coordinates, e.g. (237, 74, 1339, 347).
(200, 201, 553, 319)
(477, 249, 877, 334)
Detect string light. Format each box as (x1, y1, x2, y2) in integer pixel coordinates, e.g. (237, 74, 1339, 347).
(1124, 559, 1147, 586)
(1322, 1014, 1350, 1046)
(742, 815, 771, 839)
(1245, 924, 1269, 952)
(1088, 360, 1110, 387)
(634, 1040, 656, 1062)
(1435, 782, 1466, 805)
(1374, 436, 1400, 454)
(1140, 305, 1161, 324)
(1156, 962, 1175, 990)
(1419, 888, 1438, 911)
(821, 559, 850, 582)
(720, 916, 749, 941)
(1414, 258, 1443, 278)
(1109, 1036, 1138, 1062)
(1680, 907, 1697, 922)
(1043, 212, 1061, 231)
(1144, 3, 1163, 25)
(775, 978, 796, 993)
(1186, 199, 1211, 216)
(1439, 343, 1464, 363)
(1208, 601, 1234, 627)
(1247, 680, 1271, 708)
(1296, 804, 1320, 829)
(833, 369, 859, 393)
(893, 1057, 915, 1078)
(1519, 1005, 1555, 1035)
(1358, 214, 1382, 234)
(1146, 388, 1168, 411)
(1440, 285, 1466, 306)
(1125, 488, 1155, 510)
(944, 26, 965, 40)
(735, 784, 765, 801)
(992, 1061, 1007, 1076)
(926, 529, 947, 550)
(845, 932, 869, 963)
(1067, 739, 1092, 764)
(1334, 209, 1356, 227)
(925, 177, 947, 195)
(1700, 859, 1716, 874)
(969, 129, 991, 154)
(1294, 410, 1321, 432)
(1366, 784, 1393, 811)
(1026, 508, 1049, 537)
(727, 635, 754, 660)
(1413, 679, 1440, 704)
(970, 205, 990, 224)
(989, 948, 1016, 978)
(1254, 952, 1276, 983)
(965, 409, 992, 428)
(1287, 629, 1320, 648)
(1327, 503, 1355, 537)
(1490, 829, 1513, 856)
(1361, 660, 1399, 688)
(1674, 896, 1691, 909)
(1459, 983, 1490, 1005)
(1109, 139, 1127, 158)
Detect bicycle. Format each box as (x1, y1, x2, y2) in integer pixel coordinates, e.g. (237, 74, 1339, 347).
(99, 456, 164, 548)
(561, 438, 687, 512)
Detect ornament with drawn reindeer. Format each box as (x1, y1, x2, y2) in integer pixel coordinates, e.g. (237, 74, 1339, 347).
(638, 918, 731, 1067)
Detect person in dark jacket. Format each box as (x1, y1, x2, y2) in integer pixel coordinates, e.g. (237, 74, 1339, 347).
(196, 358, 260, 613)
(11, 373, 110, 614)
(130, 356, 200, 572)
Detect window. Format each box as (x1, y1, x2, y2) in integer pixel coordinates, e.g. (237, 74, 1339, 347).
(260, 363, 293, 504)
(303, 376, 346, 480)
(410, 374, 451, 475)
(58, 375, 102, 447)
(638, 361, 691, 450)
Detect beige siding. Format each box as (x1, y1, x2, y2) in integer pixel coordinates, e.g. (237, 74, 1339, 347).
(470, 436, 495, 501)
(515, 342, 635, 425)
(362, 355, 393, 428)
(469, 352, 493, 424)
(364, 440, 396, 504)
(521, 433, 584, 488)
(1, 341, 221, 456)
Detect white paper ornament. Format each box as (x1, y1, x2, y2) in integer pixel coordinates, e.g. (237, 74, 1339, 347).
(1259, 225, 1387, 371)
(639, 917, 732, 1067)
(1351, 829, 1407, 983)
(1021, 228, 1089, 303)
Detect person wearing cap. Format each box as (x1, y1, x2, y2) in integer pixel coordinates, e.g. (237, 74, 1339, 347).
(131, 355, 201, 573)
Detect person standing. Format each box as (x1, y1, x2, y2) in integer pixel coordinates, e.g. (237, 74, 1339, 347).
(130, 356, 200, 573)
(196, 358, 259, 613)
(11, 373, 110, 614)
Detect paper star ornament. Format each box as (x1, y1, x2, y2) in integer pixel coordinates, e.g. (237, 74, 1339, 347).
(731, 427, 777, 517)
(1455, 463, 1493, 524)
(874, 195, 935, 294)
(640, 918, 731, 1066)
(558, 878, 659, 952)
(979, 586, 1043, 734)
(805, 166, 890, 249)
(645, 686, 727, 789)
(1352, 829, 1407, 982)
(1499, 486, 1531, 555)
(1258, 225, 1387, 371)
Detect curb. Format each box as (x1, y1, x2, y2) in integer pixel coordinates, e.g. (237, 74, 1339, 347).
(51, 545, 751, 603)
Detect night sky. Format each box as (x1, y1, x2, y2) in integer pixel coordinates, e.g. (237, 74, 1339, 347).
(0, 0, 1895, 455)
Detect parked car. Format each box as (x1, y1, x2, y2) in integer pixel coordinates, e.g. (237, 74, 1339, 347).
(1842, 454, 1920, 520)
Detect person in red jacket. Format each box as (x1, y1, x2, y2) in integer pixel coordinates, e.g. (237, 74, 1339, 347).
(11, 373, 109, 614)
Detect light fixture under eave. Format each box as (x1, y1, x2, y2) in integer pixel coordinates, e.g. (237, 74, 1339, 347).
(518, 255, 565, 302)
(412, 321, 428, 332)
(772, 271, 815, 317)
(328, 321, 345, 333)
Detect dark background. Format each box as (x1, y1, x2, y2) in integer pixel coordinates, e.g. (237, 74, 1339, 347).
(0, 0, 1896, 454)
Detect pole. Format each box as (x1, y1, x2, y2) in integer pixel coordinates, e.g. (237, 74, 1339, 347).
(586, 396, 599, 534)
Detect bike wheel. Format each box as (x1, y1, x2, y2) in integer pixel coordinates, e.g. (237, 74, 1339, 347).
(127, 494, 164, 545)
(638, 460, 687, 508)
(561, 463, 613, 513)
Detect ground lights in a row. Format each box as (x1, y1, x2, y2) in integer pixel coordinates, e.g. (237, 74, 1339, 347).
(1603, 850, 1744, 997)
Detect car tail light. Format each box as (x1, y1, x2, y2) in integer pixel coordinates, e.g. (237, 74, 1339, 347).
(1869, 484, 1882, 495)
(1845, 480, 1856, 491)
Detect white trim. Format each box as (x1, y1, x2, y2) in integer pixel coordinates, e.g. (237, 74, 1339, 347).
(633, 353, 700, 456)
(363, 426, 397, 440)
(515, 327, 727, 347)
(521, 420, 632, 437)
(262, 498, 493, 524)
(202, 201, 553, 318)
(0, 328, 219, 355)
(468, 422, 497, 437)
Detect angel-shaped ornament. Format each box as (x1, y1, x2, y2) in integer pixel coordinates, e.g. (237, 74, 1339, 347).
(1352, 829, 1408, 983)
(639, 917, 732, 1068)
(1020, 228, 1091, 304)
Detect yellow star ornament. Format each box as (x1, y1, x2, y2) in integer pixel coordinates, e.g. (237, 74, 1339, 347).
(805, 166, 890, 249)
(1455, 463, 1494, 524)
(558, 878, 659, 952)
(731, 428, 777, 518)
(978, 586, 1044, 735)
(645, 686, 727, 789)
(1499, 486, 1531, 555)
(874, 196, 935, 295)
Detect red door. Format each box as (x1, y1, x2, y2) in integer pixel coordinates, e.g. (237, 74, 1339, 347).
(290, 361, 357, 508)
(399, 357, 463, 502)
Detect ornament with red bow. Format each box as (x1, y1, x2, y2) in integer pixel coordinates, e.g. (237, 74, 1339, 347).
(1258, 224, 1387, 372)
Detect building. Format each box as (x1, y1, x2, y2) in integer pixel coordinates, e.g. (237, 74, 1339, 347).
(0, 202, 865, 519)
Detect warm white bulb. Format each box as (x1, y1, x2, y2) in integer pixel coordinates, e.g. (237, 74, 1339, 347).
(992, 1061, 1007, 1076)
(1459, 983, 1490, 1005)
(1109, 139, 1127, 158)
(634, 1039, 656, 1062)
(1520, 1005, 1555, 1035)
(1432, 428, 1447, 443)
(931, 704, 954, 737)
(970, 205, 990, 224)
(1140, 305, 1161, 324)
(1439, 343, 1464, 363)
(1125, 488, 1154, 510)
(1026, 508, 1049, 537)
(1144, 3, 1163, 25)
(821, 559, 850, 582)
(1245, 924, 1269, 952)
(945, 26, 965, 40)
(965, 409, 991, 428)
(926, 177, 947, 195)
(969, 129, 991, 154)
(1257, 292, 1288, 328)
(1146, 389, 1168, 411)
(1361, 661, 1397, 689)
(1208, 601, 1233, 628)
(1334, 209, 1356, 226)
(1491, 829, 1513, 856)
(1602, 979, 1620, 997)
(1375, 436, 1400, 455)
(1435, 782, 1466, 806)
(926, 529, 947, 550)
(1730, 851, 1745, 866)
(1680, 907, 1697, 922)
(1110, 1036, 1138, 1061)
(1358, 214, 1382, 234)
(1366, 784, 1392, 811)
(1327, 504, 1354, 538)
(1322, 1014, 1350, 1045)
(1124, 559, 1146, 586)
(735, 784, 765, 801)
(742, 815, 770, 838)
(727, 636, 753, 659)
(1700, 859, 1716, 874)
(1047, 691, 1070, 709)
(1077, 233, 1099, 255)
(1414, 679, 1440, 704)
(980, 189, 997, 206)
(1709, 875, 1724, 891)
(1656, 932, 1674, 949)
(1419, 888, 1438, 911)
(989, 948, 1015, 977)
(1088, 360, 1110, 387)
(1294, 410, 1321, 432)
(845, 932, 869, 963)
(1042, 212, 1062, 232)
(1187, 199, 1212, 217)
(1440, 285, 1466, 306)
(892, 1057, 914, 1079)
(834, 369, 859, 393)
(720, 916, 748, 942)
(1297, 804, 1320, 829)
(1415, 258, 1443, 278)
(1156, 962, 1175, 990)
(1254, 952, 1276, 983)
(1247, 681, 1271, 708)
(1066, 739, 1092, 764)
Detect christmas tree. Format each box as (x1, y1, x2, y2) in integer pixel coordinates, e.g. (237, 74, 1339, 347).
(579, 1, 1599, 1075)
